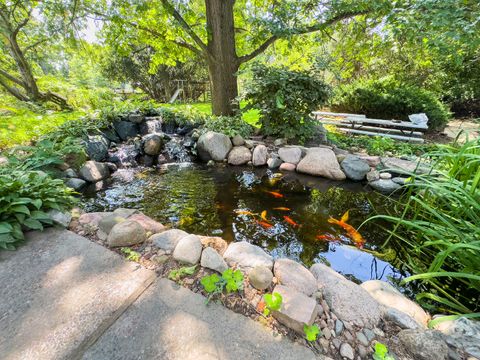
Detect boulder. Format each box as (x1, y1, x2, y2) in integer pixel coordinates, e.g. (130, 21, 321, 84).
(142, 134, 163, 155)
(200, 247, 228, 273)
(278, 147, 302, 165)
(140, 119, 163, 135)
(98, 214, 126, 235)
(197, 131, 232, 161)
(267, 156, 283, 169)
(369, 179, 401, 194)
(271, 285, 319, 333)
(310, 263, 381, 327)
(248, 266, 273, 290)
(173, 234, 203, 265)
(381, 157, 430, 175)
(79, 161, 110, 183)
(113, 208, 138, 218)
(199, 236, 228, 255)
(385, 308, 422, 330)
(398, 329, 449, 360)
(128, 113, 144, 123)
(361, 280, 429, 327)
(65, 178, 86, 191)
(296, 148, 346, 180)
(78, 212, 114, 228)
(63, 168, 77, 178)
(223, 241, 273, 270)
(232, 134, 245, 146)
(128, 213, 166, 234)
(102, 128, 120, 143)
(244, 140, 254, 149)
(151, 229, 188, 251)
(279, 162, 296, 171)
(47, 209, 72, 228)
(228, 146, 251, 165)
(252, 145, 268, 166)
(274, 258, 317, 296)
(434, 317, 480, 358)
(113, 121, 139, 141)
(107, 220, 147, 247)
(340, 155, 370, 181)
(84, 135, 109, 162)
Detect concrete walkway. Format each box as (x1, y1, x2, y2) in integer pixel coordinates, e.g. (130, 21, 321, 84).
(0, 229, 316, 360)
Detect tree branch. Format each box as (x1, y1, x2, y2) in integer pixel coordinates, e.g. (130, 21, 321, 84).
(159, 0, 210, 56)
(0, 76, 28, 101)
(238, 9, 370, 64)
(0, 68, 25, 87)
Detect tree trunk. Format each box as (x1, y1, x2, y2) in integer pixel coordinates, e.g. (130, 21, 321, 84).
(205, 0, 239, 116)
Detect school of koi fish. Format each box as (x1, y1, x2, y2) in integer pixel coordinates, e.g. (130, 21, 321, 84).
(235, 187, 367, 249)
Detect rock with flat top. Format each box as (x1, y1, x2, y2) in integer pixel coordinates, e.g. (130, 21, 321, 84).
(274, 258, 316, 296)
(271, 285, 319, 333)
(369, 179, 401, 194)
(173, 234, 202, 265)
(296, 148, 346, 180)
(151, 229, 188, 251)
(223, 241, 273, 270)
(278, 147, 302, 165)
(341, 155, 370, 181)
(381, 157, 430, 175)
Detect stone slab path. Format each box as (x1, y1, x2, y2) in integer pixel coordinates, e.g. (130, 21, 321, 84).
(0, 229, 317, 360)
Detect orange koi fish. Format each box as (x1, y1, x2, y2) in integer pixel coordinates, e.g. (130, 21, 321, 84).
(235, 210, 255, 216)
(315, 234, 339, 243)
(264, 190, 284, 198)
(261, 210, 268, 221)
(273, 207, 291, 211)
(328, 211, 366, 248)
(283, 216, 300, 227)
(257, 220, 273, 229)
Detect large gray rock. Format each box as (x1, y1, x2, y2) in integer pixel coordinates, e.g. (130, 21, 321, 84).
(385, 308, 422, 330)
(151, 229, 189, 251)
(98, 214, 127, 235)
(361, 280, 429, 327)
(84, 135, 109, 161)
(340, 155, 371, 181)
(435, 317, 480, 358)
(0, 228, 155, 360)
(78, 161, 110, 183)
(369, 179, 401, 194)
(107, 220, 147, 247)
(271, 285, 319, 333)
(128, 213, 166, 234)
(228, 146, 251, 165)
(381, 157, 430, 175)
(223, 241, 273, 270)
(173, 234, 203, 265)
(83, 278, 316, 360)
(65, 178, 86, 191)
(142, 134, 163, 155)
(296, 147, 346, 180)
(200, 247, 228, 273)
(113, 121, 138, 140)
(78, 211, 114, 229)
(278, 147, 302, 165)
(252, 145, 268, 166)
(232, 134, 245, 146)
(47, 209, 72, 228)
(399, 329, 449, 360)
(197, 131, 232, 161)
(310, 263, 381, 327)
(274, 258, 317, 296)
(248, 266, 273, 290)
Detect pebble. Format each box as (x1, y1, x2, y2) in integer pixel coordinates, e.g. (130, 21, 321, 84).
(379, 172, 392, 179)
(356, 331, 369, 346)
(335, 320, 344, 335)
(327, 319, 335, 329)
(373, 327, 385, 337)
(363, 328, 376, 342)
(321, 299, 330, 313)
(320, 319, 328, 329)
(319, 338, 329, 352)
(340, 342, 355, 360)
(323, 327, 332, 340)
(358, 345, 368, 358)
(344, 321, 353, 331)
(332, 338, 342, 349)
(344, 330, 354, 342)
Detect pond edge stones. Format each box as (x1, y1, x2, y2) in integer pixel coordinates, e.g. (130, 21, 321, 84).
(107, 220, 146, 247)
(197, 131, 232, 161)
(274, 258, 317, 296)
(151, 229, 189, 252)
(223, 241, 273, 270)
(173, 234, 203, 265)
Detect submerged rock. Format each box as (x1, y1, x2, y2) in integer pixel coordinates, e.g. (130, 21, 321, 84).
(197, 131, 232, 161)
(340, 155, 370, 181)
(296, 148, 346, 180)
(227, 146, 251, 165)
(223, 241, 273, 270)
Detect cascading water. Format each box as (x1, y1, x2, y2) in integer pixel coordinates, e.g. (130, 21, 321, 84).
(164, 135, 194, 163)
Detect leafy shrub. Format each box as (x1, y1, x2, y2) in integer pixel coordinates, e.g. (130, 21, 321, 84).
(331, 78, 451, 130)
(201, 269, 244, 304)
(168, 265, 197, 281)
(243, 64, 330, 141)
(0, 170, 75, 250)
(202, 115, 254, 138)
(303, 324, 321, 342)
(263, 292, 282, 316)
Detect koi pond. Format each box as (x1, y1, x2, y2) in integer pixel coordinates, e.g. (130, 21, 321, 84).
(83, 164, 409, 287)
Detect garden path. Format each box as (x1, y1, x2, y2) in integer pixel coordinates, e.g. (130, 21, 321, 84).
(0, 228, 316, 360)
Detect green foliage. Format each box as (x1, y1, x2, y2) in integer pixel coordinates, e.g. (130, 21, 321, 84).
(331, 78, 451, 130)
(201, 269, 244, 304)
(120, 247, 141, 262)
(244, 64, 330, 141)
(0, 170, 75, 250)
(303, 324, 321, 342)
(168, 265, 197, 282)
(366, 139, 480, 315)
(373, 342, 395, 360)
(202, 115, 254, 138)
(263, 292, 283, 316)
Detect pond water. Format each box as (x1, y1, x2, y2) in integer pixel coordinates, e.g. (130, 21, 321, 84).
(83, 163, 409, 286)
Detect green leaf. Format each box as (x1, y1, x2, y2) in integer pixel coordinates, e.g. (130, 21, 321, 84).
(22, 218, 44, 230)
(32, 199, 42, 209)
(264, 292, 282, 312)
(303, 324, 320, 342)
(0, 222, 13, 234)
(201, 274, 221, 293)
(11, 205, 30, 215)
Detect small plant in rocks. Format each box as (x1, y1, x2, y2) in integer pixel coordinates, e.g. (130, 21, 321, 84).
(262, 292, 282, 316)
(373, 342, 395, 360)
(120, 247, 141, 262)
(168, 265, 197, 282)
(201, 269, 244, 304)
(303, 324, 321, 342)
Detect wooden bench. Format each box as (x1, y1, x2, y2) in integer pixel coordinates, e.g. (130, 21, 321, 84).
(312, 111, 428, 143)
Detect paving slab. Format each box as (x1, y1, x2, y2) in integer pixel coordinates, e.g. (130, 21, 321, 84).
(0, 228, 155, 360)
(82, 278, 317, 360)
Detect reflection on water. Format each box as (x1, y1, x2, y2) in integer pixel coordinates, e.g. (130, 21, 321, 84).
(83, 164, 408, 285)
